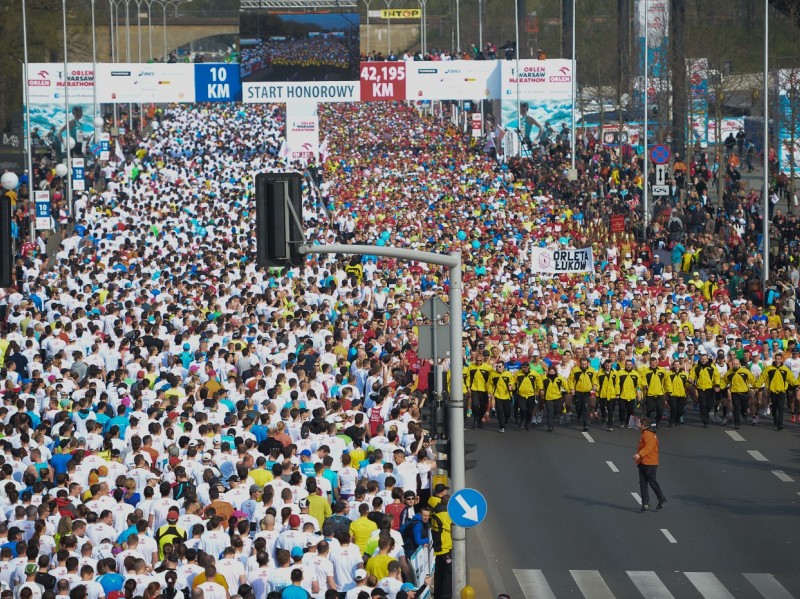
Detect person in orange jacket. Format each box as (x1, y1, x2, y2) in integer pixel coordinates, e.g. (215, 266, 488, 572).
(633, 417, 667, 512)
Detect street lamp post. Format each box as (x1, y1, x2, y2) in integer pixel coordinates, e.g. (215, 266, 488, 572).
(61, 0, 73, 221)
(384, 0, 391, 58)
(570, 0, 576, 170)
(21, 0, 35, 242)
(643, 0, 650, 240)
(478, 0, 483, 55)
(364, 0, 372, 56)
(418, 0, 426, 56)
(455, 0, 460, 53)
(763, 0, 770, 285)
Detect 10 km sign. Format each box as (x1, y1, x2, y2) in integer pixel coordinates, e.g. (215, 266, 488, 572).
(360, 62, 407, 102)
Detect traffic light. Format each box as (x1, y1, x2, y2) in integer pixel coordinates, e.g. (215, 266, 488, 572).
(254, 172, 304, 268)
(0, 196, 12, 288)
(436, 438, 451, 476)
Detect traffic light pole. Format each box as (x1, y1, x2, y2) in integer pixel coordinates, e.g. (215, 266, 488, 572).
(299, 244, 467, 594)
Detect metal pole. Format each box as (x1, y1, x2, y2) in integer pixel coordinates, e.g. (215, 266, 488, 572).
(514, 0, 520, 137)
(162, 1, 168, 62)
(22, 0, 35, 242)
(125, 0, 131, 62)
(91, 0, 97, 130)
(643, 0, 649, 239)
(62, 0, 73, 220)
(110, 0, 118, 126)
(478, 0, 482, 52)
(384, 0, 391, 57)
(148, 1, 153, 59)
(365, 0, 371, 56)
(137, 0, 142, 62)
(570, 0, 576, 169)
(455, 0, 460, 53)
(763, 0, 770, 285)
(448, 250, 466, 596)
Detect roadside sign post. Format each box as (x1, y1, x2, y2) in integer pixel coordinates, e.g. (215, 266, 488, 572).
(448, 488, 488, 528)
(418, 295, 450, 439)
(300, 243, 467, 595)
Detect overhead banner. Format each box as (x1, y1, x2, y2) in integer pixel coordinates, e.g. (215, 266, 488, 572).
(688, 58, 709, 148)
(500, 59, 574, 142)
(96, 63, 196, 103)
(243, 81, 360, 103)
(777, 69, 800, 177)
(406, 60, 500, 101)
(531, 247, 595, 274)
(26, 63, 97, 154)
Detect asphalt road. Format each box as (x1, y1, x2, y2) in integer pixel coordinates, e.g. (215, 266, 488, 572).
(464, 409, 800, 598)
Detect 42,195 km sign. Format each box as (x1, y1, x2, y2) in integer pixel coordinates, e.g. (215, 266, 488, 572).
(360, 62, 406, 102)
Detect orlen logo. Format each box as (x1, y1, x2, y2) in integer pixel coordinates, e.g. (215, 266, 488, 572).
(550, 65, 571, 82)
(28, 70, 51, 87)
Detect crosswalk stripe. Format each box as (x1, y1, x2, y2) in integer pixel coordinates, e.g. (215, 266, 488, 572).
(570, 570, 615, 599)
(771, 470, 794, 482)
(748, 449, 768, 462)
(744, 573, 794, 598)
(626, 571, 675, 598)
(606, 460, 619, 472)
(684, 572, 736, 599)
(514, 569, 556, 599)
(725, 430, 745, 441)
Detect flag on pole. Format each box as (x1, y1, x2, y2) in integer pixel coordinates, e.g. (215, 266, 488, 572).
(278, 140, 289, 161)
(319, 137, 329, 163)
(113, 139, 125, 163)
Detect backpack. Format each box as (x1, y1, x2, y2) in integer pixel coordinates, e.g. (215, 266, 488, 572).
(400, 518, 426, 556)
(368, 406, 384, 437)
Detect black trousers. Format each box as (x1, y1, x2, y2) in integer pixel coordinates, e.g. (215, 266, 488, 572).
(698, 388, 716, 425)
(544, 399, 561, 429)
(621, 399, 635, 426)
(495, 399, 511, 429)
(644, 395, 664, 424)
(638, 464, 665, 506)
(471, 391, 488, 426)
(668, 395, 685, 426)
(574, 391, 591, 427)
(731, 392, 749, 427)
(518, 395, 537, 425)
(770, 390, 787, 428)
(600, 398, 617, 427)
(433, 552, 452, 599)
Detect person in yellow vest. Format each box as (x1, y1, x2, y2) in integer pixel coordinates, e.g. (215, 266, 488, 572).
(569, 357, 597, 432)
(594, 360, 620, 431)
(702, 272, 720, 301)
(430, 498, 453, 599)
(489, 362, 515, 433)
(641, 356, 671, 427)
(690, 351, 721, 428)
(465, 351, 495, 429)
(155, 509, 187, 560)
(539, 364, 568, 432)
(515, 362, 541, 430)
(755, 353, 797, 431)
(725, 358, 755, 430)
(666, 362, 689, 428)
(616, 359, 642, 428)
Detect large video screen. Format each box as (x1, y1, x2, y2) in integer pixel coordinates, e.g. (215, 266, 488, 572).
(239, 9, 360, 82)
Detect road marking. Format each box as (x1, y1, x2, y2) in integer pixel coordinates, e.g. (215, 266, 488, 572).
(725, 430, 745, 441)
(771, 470, 794, 482)
(747, 450, 768, 462)
(660, 528, 677, 543)
(570, 570, 615, 599)
(631, 492, 642, 505)
(684, 572, 736, 599)
(626, 571, 675, 598)
(743, 573, 794, 598)
(606, 461, 619, 473)
(513, 569, 556, 599)
(582, 431, 595, 443)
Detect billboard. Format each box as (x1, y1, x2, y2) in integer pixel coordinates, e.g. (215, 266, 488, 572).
(500, 60, 573, 144)
(25, 63, 97, 156)
(778, 69, 800, 177)
(96, 63, 196, 103)
(636, 0, 669, 103)
(405, 60, 500, 101)
(239, 8, 360, 82)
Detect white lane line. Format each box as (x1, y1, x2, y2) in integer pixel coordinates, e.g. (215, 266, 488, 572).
(513, 569, 556, 599)
(772, 470, 794, 482)
(660, 528, 677, 544)
(631, 492, 642, 505)
(684, 572, 736, 599)
(626, 571, 675, 599)
(743, 573, 794, 599)
(725, 430, 745, 441)
(748, 450, 768, 462)
(583, 431, 595, 443)
(570, 570, 615, 599)
(606, 461, 619, 473)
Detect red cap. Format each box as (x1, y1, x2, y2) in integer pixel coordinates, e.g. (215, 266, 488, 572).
(137, 371, 145, 378)
(167, 509, 179, 522)
(289, 514, 301, 528)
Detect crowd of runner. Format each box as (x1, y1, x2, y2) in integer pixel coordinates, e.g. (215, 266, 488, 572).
(0, 90, 799, 599)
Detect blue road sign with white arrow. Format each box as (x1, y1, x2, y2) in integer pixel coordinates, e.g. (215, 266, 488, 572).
(448, 488, 487, 528)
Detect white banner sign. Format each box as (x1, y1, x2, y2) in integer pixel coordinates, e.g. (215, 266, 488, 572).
(285, 102, 319, 163)
(34, 190, 51, 230)
(500, 59, 574, 136)
(531, 247, 595, 274)
(243, 81, 360, 103)
(95, 63, 196, 103)
(405, 60, 500, 100)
